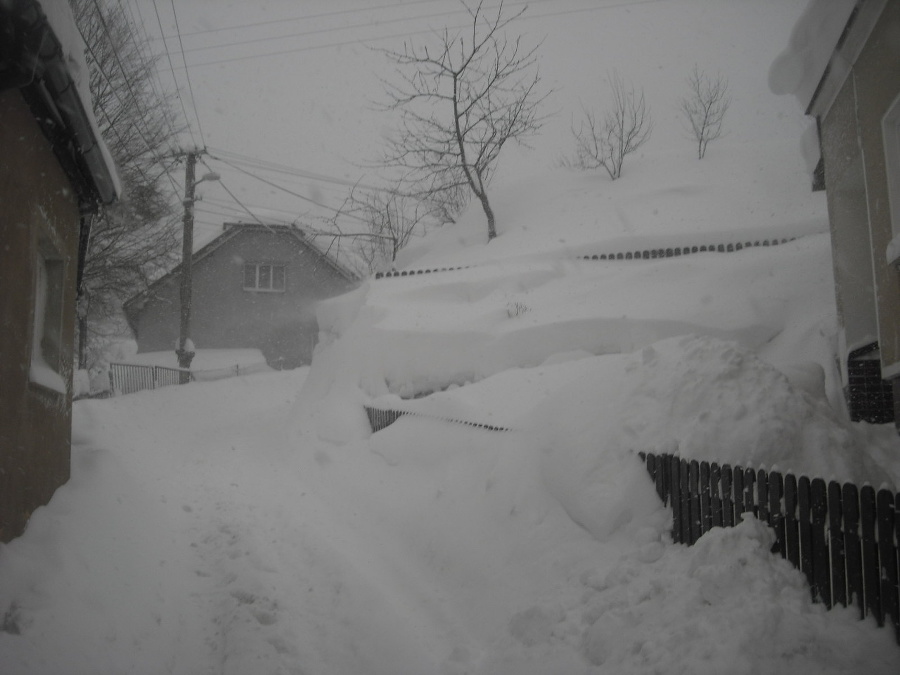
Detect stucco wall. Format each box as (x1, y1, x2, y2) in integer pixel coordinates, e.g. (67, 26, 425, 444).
(0, 90, 79, 542)
(133, 229, 355, 368)
(820, 3, 900, 377)
(853, 2, 900, 373)
(821, 78, 878, 363)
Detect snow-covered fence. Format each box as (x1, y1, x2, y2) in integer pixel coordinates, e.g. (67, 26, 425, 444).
(108, 362, 269, 396)
(109, 363, 187, 395)
(364, 405, 510, 433)
(374, 265, 472, 279)
(581, 238, 796, 262)
(641, 452, 900, 645)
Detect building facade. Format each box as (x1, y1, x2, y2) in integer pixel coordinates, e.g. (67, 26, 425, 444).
(0, 0, 119, 541)
(777, 0, 900, 423)
(124, 223, 358, 369)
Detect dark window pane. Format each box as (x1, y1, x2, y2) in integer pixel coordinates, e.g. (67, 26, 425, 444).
(259, 265, 271, 288)
(272, 265, 285, 290)
(244, 264, 256, 288)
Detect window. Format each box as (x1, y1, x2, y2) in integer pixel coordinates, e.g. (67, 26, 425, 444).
(883, 94, 900, 264)
(243, 263, 285, 292)
(30, 240, 65, 393)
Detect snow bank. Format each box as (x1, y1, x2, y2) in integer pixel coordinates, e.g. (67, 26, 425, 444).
(576, 517, 898, 674)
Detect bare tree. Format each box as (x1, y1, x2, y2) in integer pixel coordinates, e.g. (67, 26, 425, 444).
(380, 0, 551, 241)
(71, 0, 182, 365)
(680, 66, 731, 159)
(569, 71, 652, 180)
(340, 185, 429, 270)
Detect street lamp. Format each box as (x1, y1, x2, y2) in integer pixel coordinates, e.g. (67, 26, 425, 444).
(176, 150, 219, 379)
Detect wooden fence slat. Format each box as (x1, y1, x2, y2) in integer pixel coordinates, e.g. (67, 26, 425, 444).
(843, 482, 865, 619)
(689, 460, 701, 544)
(876, 489, 898, 637)
(784, 474, 799, 568)
(811, 478, 830, 608)
(744, 468, 757, 520)
(711, 463, 723, 529)
(769, 471, 785, 558)
(798, 476, 813, 598)
(894, 493, 900, 644)
(700, 461, 712, 536)
(670, 456, 682, 544)
(861, 485, 882, 625)
(658, 453, 668, 506)
(733, 467, 745, 523)
(828, 481, 846, 608)
(757, 468, 769, 527)
(680, 459, 692, 545)
(722, 465, 734, 528)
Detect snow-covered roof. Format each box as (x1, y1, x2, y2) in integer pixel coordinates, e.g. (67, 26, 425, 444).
(2, 0, 121, 204)
(769, 0, 886, 116)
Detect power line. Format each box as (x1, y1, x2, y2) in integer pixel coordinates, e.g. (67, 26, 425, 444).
(117, 0, 181, 150)
(150, 0, 197, 148)
(206, 146, 385, 191)
(179, 5, 464, 56)
(168, 0, 667, 69)
(206, 153, 369, 224)
(79, 1, 183, 196)
(169, 0, 206, 148)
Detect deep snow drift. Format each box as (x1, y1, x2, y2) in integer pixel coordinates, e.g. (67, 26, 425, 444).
(3, 138, 897, 674)
(3, 0, 900, 671)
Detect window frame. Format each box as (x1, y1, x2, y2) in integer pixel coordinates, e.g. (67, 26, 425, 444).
(29, 238, 66, 393)
(243, 262, 286, 293)
(882, 93, 900, 265)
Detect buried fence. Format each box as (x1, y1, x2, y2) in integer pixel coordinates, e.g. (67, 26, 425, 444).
(641, 452, 900, 644)
(108, 362, 270, 396)
(109, 363, 187, 395)
(364, 405, 511, 433)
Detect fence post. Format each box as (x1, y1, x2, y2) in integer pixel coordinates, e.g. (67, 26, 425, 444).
(689, 461, 701, 544)
(769, 471, 785, 558)
(876, 488, 898, 634)
(680, 458, 691, 544)
(757, 468, 769, 526)
(828, 481, 847, 607)
(861, 486, 881, 624)
(843, 482, 865, 619)
(798, 476, 813, 598)
(811, 478, 831, 608)
(710, 463, 723, 528)
(670, 456, 682, 543)
(700, 461, 712, 535)
(784, 473, 799, 568)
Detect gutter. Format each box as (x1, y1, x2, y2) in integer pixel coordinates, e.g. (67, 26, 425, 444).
(0, 0, 119, 207)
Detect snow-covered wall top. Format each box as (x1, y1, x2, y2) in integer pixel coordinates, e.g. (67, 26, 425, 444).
(37, 0, 121, 198)
(768, 0, 857, 110)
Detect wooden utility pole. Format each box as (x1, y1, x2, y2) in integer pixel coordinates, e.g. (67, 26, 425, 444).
(177, 150, 198, 380)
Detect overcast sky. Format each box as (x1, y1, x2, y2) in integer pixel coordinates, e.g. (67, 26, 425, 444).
(136, 0, 810, 246)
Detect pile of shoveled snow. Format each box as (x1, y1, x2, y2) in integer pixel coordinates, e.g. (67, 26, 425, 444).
(573, 517, 895, 674)
(521, 334, 896, 491)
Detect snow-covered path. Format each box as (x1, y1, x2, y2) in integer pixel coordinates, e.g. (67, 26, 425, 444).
(3, 361, 896, 674)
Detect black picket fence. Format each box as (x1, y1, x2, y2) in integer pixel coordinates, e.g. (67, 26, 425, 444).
(641, 452, 900, 644)
(109, 363, 188, 395)
(364, 405, 511, 433)
(375, 265, 472, 279)
(582, 238, 796, 262)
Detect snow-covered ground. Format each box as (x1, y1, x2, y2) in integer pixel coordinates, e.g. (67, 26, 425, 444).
(2, 137, 899, 673)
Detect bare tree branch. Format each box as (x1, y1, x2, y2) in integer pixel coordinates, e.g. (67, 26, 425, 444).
(71, 0, 182, 366)
(679, 65, 731, 159)
(567, 71, 652, 180)
(379, 0, 551, 240)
